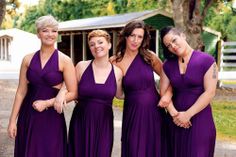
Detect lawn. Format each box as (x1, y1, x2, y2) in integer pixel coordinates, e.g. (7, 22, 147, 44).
(212, 100, 236, 142)
(113, 98, 124, 109)
(221, 80, 236, 85)
(113, 99, 236, 142)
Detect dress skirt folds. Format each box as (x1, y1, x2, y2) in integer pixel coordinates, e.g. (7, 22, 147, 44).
(121, 54, 163, 157)
(68, 61, 117, 157)
(15, 50, 67, 157)
(163, 51, 216, 157)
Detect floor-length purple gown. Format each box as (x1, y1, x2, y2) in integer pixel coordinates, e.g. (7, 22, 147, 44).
(121, 54, 162, 157)
(163, 50, 216, 157)
(15, 50, 67, 157)
(68, 61, 116, 157)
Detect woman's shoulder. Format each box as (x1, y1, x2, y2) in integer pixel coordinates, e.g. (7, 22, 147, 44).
(24, 52, 35, 59)
(194, 50, 215, 62)
(23, 52, 37, 66)
(109, 55, 120, 65)
(110, 54, 123, 67)
(57, 51, 75, 72)
(58, 50, 73, 63)
(75, 60, 91, 70)
(109, 55, 117, 63)
(194, 50, 215, 72)
(75, 60, 92, 80)
(194, 50, 214, 59)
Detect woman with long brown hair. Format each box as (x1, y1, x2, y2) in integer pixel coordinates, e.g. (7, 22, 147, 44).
(111, 20, 167, 157)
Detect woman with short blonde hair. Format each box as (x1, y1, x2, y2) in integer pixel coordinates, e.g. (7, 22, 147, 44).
(8, 15, 77, 157)
(35, 15, 59, 32)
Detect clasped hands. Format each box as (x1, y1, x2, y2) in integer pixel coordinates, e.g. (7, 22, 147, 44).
(159, 95, 192, 129)
(172, 111, 192, 129)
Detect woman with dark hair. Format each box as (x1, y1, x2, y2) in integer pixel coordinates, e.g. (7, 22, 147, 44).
(111, 20, 169, 157)
(160, 26, 217, 157)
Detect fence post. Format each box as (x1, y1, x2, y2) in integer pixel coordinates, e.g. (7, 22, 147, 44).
(217, 40, 222, 70)
(217, 40, 223, 87)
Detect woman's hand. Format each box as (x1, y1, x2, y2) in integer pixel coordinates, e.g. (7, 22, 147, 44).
(159, 94, 171, 108)
(173, 111, 192, 129)
(167, 102, 179, 117)
(54, 89, 67, 114)
(32, 100, 48, 112)
(8, 121, 17, 139)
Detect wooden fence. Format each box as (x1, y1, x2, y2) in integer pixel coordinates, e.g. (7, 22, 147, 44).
(218, 41, 236, 86)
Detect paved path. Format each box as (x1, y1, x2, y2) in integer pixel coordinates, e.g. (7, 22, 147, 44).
(1, 80, 236, 157)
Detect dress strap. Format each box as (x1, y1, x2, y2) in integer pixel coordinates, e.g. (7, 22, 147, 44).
(28, 50, 40, 69)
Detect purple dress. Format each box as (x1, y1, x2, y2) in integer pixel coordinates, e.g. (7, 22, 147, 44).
(68, 61, 116, 157)
(121, 54, 162, 157)
(163, 51, 216, 157)
(15, 50, 67, 157)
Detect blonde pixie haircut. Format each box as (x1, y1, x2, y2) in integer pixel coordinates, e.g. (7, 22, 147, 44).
(88, 30, 111, 43)
(35, 15, 59, 32)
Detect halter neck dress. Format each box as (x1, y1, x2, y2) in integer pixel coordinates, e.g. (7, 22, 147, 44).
(121, 54, 162, 157)
(15, 50, 67, 157)
(68, 61, 117, 157)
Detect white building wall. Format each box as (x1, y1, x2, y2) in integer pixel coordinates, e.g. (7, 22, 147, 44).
(0, 28, 41, 79)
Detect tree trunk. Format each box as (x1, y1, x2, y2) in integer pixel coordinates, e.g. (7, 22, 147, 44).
(171, 0, 213, 50)
(0, 0, 6, 29)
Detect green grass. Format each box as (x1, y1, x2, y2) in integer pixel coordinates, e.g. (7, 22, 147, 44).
(212, 100, 236, 142)
(113, 98, 124, 109)
(221, 80, 236, 85)
(113, 98, 236, 142)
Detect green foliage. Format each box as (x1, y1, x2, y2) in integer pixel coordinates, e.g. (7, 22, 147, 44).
(126, 0, 157, 12)
(202, 31, 219, 57)
(1, 0, 21, 28)
(6, 0, 20, 14)
(212, 100, 236, 141)
(52, 0, 94, 20)
(13, 0, 236, 42)
(18, 0, 116, 32)
(222, 80, 236, 85)
(204, 1, 235, 41)
(206, 12, 232, 40)
(113, 98, 124, 108)
(114, 0, 128, 13)
(17, 0, 160, 33)
(226, 17, 236, 41)
(89, 0, 111, 16)
(20, 6, 44, 33)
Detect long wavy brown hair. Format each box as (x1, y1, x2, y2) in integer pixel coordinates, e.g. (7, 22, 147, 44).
(115, 20, 153, 64)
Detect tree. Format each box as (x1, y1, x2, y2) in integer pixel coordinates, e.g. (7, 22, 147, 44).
(16, 0, 233, 43)
(114, 0, 159, 14)
(0, 0, 20, 28)
(20, 6, 43, 33)
(226, 17, 236, 41)
(166, 0, 215, 50)
(0, 0, 6, 28)
(204, 1, 235, 41)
